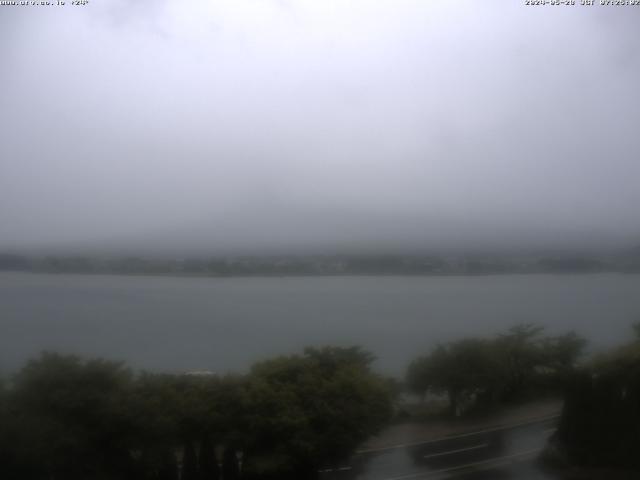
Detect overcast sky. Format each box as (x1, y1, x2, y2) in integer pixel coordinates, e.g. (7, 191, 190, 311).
(1, 1, 639, 254)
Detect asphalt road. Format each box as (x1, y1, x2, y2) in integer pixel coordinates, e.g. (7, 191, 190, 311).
(319, 415, 561, 480)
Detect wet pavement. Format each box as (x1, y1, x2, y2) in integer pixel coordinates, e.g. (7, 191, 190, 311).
(320, 416, 560, 480)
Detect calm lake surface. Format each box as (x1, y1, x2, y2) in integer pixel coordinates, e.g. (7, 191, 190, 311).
(1, 272, 640, 376)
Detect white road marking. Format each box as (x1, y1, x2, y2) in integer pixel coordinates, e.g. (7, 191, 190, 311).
(384, 447, 543, 480)
(423, 443, 488, 459)
(356, 414, 560, 454)
(317, 466, 352, 473)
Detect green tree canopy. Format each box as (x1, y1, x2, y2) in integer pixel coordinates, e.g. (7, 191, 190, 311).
(1, 347, 394, 480)
(6, 352, 135, 480)
(243, 346, 392, 477)
(407, 324, 587, 415)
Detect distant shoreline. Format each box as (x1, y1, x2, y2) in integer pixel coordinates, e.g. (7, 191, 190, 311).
(1, 269, 638, 280)
(1, 252, 639, 278)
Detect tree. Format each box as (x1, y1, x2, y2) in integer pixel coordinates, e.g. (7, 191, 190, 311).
(407, 325, 588, 415)
(632, 321, 640, 340)
(198, 435, 220, 480)
(554, 330, 640, 469)
(242, 346, 393, 477)
(406, 357, 431, 401)
(6, 352, 135, 480)
(496, 324, 546, 399)
(1, 347, 394, 479)
(542, 331, 587, 373)
(182, 441, 198, 480)
(407, 339, 503, 416)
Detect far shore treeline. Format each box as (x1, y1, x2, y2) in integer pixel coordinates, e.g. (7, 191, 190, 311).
(1, 249, 640, 277)
(2, 324, 640, 478)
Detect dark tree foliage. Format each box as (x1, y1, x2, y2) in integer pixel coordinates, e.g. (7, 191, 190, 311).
(497, 324, 547, 399)
(2, 353, 135, 480)
(555, 329, 640, 469)
(181, 441, 198, 480)
(198, 435, 220, 480)
(222, 447, 241, 480)
(633, 321, 640, 340)
(1, 347, 393, 480)
(406, 325, 587, 416)
(241, 346, 392, 478)
(407, 339, 503, 416)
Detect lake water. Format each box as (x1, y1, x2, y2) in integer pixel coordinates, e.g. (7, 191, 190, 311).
(1, 272, 640, 376)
